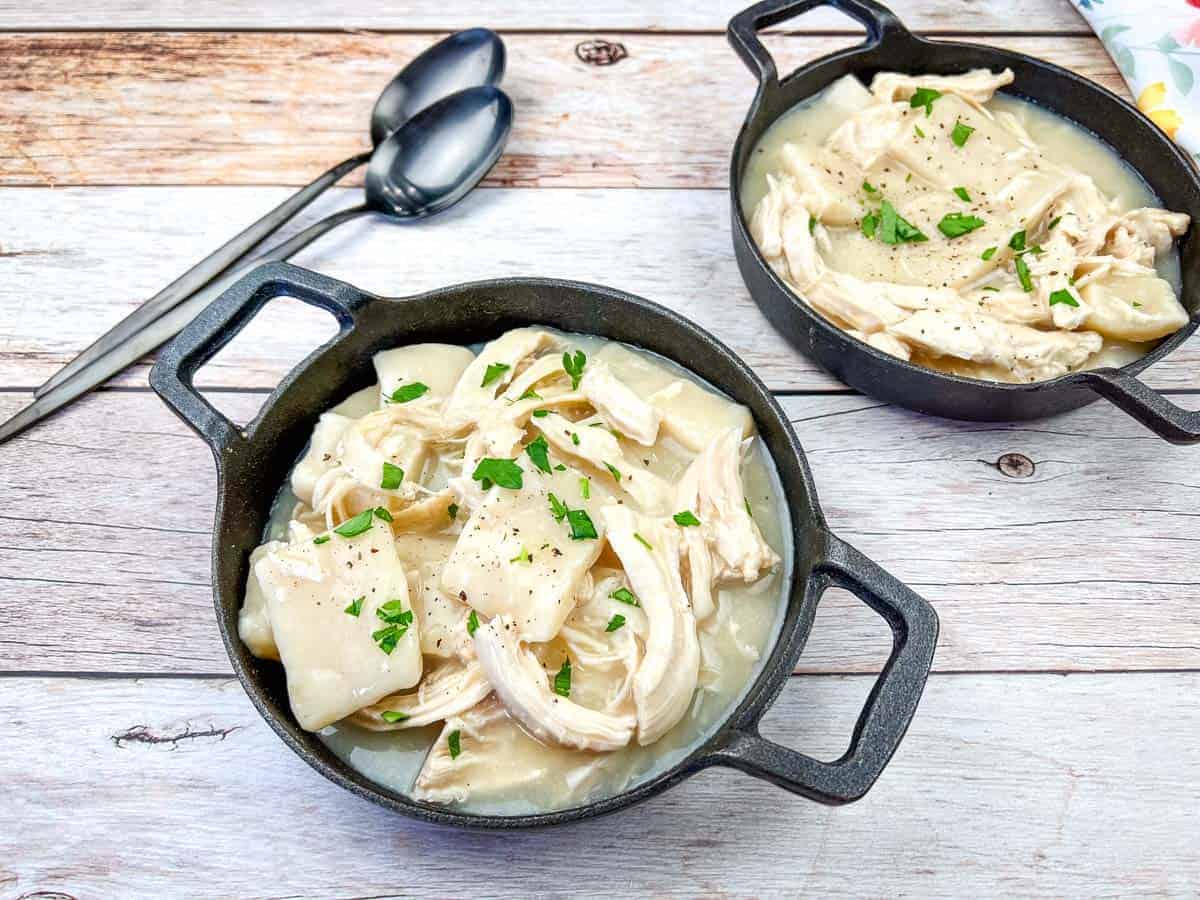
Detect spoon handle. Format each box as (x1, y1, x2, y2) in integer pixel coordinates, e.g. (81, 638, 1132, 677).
(0, 204, 373, 446)
(34, 150, 373, 399)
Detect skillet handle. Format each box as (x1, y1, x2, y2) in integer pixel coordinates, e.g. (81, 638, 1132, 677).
(728, 0, 909, 88)
(1070, 368, 1200, 445)
(701, 533, 938, 804)
(148, 261, 369, 455)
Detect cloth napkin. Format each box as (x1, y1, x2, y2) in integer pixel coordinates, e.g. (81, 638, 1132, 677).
(1074, 0, 1200, 159)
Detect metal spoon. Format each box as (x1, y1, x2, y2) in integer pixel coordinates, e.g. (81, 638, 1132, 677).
(35, 27, 505, 399)
(0, 86, 513, 445)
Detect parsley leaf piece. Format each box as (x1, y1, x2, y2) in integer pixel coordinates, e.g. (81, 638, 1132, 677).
(937, 212, 986, 239)
(376, 601, 413, 626)
(861, 212, 879, 239)
(518, 388, 542, 401)
(380, 710, 410, 724)
(579, 477, 591, 500)
(981, 246, 998, 261)
(605, 614, 627, 633)
(862, 180, 878, 194)
(633, 532, 653, 551)
(953, 186, 971, 202)
(909, 87, 942, 116)
(388, 382, 429, 404)
(1048, 288, 1079, 307)
(467, 610, 480, 637)
(525, 435, 552, 474)
(1048, 215, 1063, 231)
(914, 124, 926, 138)
(372, 624, 402, 655)
(566, 508, 598, 540)
(531, 409, 550, 418)
(380, 461, 404, 490)
(553, 659, 572, 698)
(510, 546, 532, 565)
(610, 587, 639, 607)
(548, 492, 569, 522)
(344, 596, 364, 617)
(373, 506, 393, 523)
(333, 508, 374, 538)
(481, 362, 510, 388)
(562, 350, 587, 390)
(1008, 229, 1027, 253)
(879, 200, 928, 245)
(448, 729, 462, 759)
(603, 462, 622, 482)
(1014, 253, 1034, 292)
(673, 510, 701, 527)
(472, 458, 523, 490)
(950, 120, 975, 147)
(313, 534, 331, 545)
(808, 215, 816, 234)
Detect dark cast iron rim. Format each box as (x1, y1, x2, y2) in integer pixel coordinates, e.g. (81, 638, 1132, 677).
(728, 0, 1200, 444)
(149, 261, 939, 829)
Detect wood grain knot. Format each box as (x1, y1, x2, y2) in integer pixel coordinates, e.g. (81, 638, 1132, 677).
(996, 452, 1035, 478)
(575, 39, 628, 66)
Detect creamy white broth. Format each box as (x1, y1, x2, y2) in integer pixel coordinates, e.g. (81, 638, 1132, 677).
(260, 331, 791, 816)
(742, 72, 1189, 382)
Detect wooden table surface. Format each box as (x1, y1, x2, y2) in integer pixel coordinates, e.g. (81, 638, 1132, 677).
(2, 1, 1198, 896)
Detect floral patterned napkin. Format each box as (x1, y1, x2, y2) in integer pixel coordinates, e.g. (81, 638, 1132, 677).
(1075, 0, 1200, 159)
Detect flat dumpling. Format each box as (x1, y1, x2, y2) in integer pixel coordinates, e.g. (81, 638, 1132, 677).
(239, 542, 282, 660)
(440, 465, 610, 642)
(1079, 272, 1189, 342)
(253, 520, 422, 731)
(291, 412, 353, 506)
(394, 532, 470, 658)
(443, 328, 558, 424)
(593, 343, 753, 453)
(373, 343, 476, 407)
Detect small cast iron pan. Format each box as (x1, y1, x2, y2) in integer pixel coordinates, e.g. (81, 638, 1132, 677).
(149, 261, 938, 829)
(729, 0, 1200, 443)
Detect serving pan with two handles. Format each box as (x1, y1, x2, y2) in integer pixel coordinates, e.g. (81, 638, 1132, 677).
(149, 262, 939, 829)
(729, 0, 1200, 443)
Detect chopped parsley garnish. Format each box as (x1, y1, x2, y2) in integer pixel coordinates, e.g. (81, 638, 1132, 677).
(808, 215, 816, 234)
(548, 492, 569, 522)
(525, 434, 552, 474)
(603, 462, 622, 482)
(380, 710, 410, 724)
(579, 477, 591, 499)
(566, 508, 598, 540)
(1048, 215, 1063, 231)
(518, 388, 542, 401)
(373, 506, 393, 523)
(333, 508, 375, 538)
(982, 286, 1000, 292)
(447, 502, 459, 522)
(344, 596, 364, 617)
(562, 350, 587, 390)
(744, 498, 754, 519)
(1048, 288, 1079, 307)
(554, 464, 566, 471)
(447, 729, 462, 759)
(313, 534, 330, 545)
(372, 603, 413, 654)
(937, 212, 985, 239)
(376, 600, 412, 625)
(610, 587, 639, 606)
(914, 124, 925, 139)
(472, 457, 523, 490)
(388, 382, 429, 404)
(950, 120, 975, 147)
(1133, 300, 1144, 309)
(633, 532, 653, 551)
(570, 432, 581, 446)
(467, 609, 480, 636)
(862, 180, 878, 194)
(510, 545, 532, 565)
(1014, 253, 1033, 292)
(380, 461, 404, 490)
(981, 246, 998, 261)
(1008, 229, 1027, 253)
(372, 624, 404, 654)
(531, 409, 550, 418)
(953, 186, 971, 202)
(605, 614, 627, 633)
(553, 659, 572, 698)
(909, 87, 942, 116)
(481, 362, 510, 388)
(879, 200, 928, 245)
(861, 213, 879, 239)
(673, 510, 701, 527)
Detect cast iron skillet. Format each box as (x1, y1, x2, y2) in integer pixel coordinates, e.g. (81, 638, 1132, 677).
(729, 0, 1200, 444)
(149, 261, 938, 829)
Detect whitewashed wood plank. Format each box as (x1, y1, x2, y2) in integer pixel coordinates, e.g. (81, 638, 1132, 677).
(1, 390, 1196, 674)
(0, 0, 1091, 32)
(0, 672, 1195, 897)
(5, 185, 1198, 393)
(0, 33, 1121, 187)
